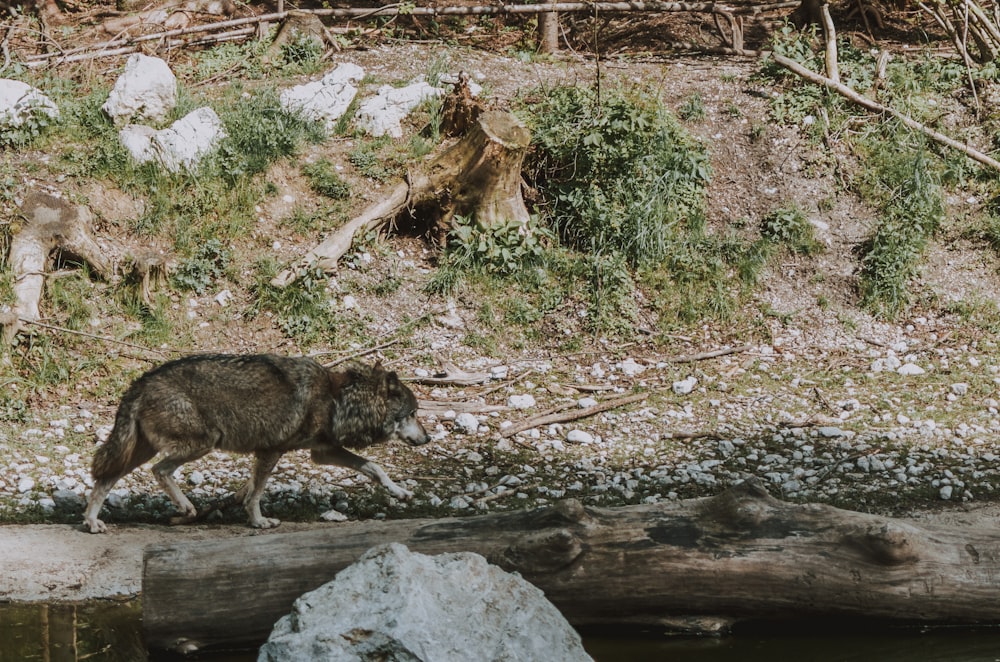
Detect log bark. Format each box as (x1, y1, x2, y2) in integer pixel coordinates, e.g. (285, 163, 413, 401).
(143, 478, 1000, 653)
(272, 110, 531, 287)
(2, 191, 113, 344)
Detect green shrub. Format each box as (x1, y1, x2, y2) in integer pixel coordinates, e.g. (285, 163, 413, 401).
(760, 205, 823, 255)
(172, 239, 232, 294)
(302, 159, 351, 199)
(522, 83, 710, 267)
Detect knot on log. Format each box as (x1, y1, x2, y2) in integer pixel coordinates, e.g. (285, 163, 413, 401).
(843, 523, 922, 566)
(699, 477, 782, 530)
(490, 528, 584, 574)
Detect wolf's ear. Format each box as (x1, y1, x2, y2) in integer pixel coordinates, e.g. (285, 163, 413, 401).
(383, 369, 403, 395)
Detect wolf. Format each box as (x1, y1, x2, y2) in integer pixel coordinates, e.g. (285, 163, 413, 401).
(82, 354, 429, 533)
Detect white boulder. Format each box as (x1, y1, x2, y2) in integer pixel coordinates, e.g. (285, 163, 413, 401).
(280, 62, 365, 131)
(355, 80, 443, 138)
(259, 543, 593, 662)
(0, 79, 59, 130)
(103, 54, 177, 126)
(672, 376, 698, 395)
(119, 107, 226, 172)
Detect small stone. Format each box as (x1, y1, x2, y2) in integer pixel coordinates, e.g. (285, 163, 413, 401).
(320, 509, 348, 522)
(454, 413, 479, 434)
(951, 383, 969, 396)
(897, 363, 925, 376)
(673, 376, 698, 395)
(508, 394, 536, 409)
(566, 430, 594, 444)
(939, 485, 954, 500)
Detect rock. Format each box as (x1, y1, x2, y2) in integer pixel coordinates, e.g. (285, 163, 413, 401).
(615, 358, 646, 376)
(280, 63, 365, 131)
(951, 383, 969, 396)
(566, 429, 594, 444)
(102, 54, 177, 125)
(119, 107, 226, 172)
(0, 79, 59, 131)
(940, 485, 954, 500)
(52, 489, 85, 511)
(259, 543, 592, 662)
(454, 412, 480, 434)
(817, 426, 846, 438)
(508, 394, 536, 409)
(897, 363, 925, 376)
(355, 81, 443, 138)
(672, 376, 698, 395)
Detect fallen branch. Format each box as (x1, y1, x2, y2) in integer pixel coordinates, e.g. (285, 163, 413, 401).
(668, 344, 752, 363)
(500, 392, 648, 438)
(418, 400, 507, 414)
(769, 52, 1000, 171)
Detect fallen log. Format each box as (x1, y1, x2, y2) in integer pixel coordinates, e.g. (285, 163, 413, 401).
(143, 479, 1000, 653)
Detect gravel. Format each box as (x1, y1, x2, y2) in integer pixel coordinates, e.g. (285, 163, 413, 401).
(4, 318, 1000, 525)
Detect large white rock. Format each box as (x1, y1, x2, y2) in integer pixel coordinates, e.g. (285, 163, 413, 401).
(103, 54, 177, 125)
(259, 543, 593, 662)
(355, 80, 443, 138)
(0, 79, 59, 128)
(119, 107, 226, 172)
(280, 62, 365, 131)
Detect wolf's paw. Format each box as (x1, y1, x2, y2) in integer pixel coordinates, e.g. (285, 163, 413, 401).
(250, 517, 281, 529)
(83, 517, 107, 534)
(389, 486, 414, 500)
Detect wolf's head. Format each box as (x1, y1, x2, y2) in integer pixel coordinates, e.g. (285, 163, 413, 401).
(380, 369, 430, 446)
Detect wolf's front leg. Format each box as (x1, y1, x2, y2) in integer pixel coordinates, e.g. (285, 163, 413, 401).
(311, 446, 413, 499)
(244, 450, 284, 529)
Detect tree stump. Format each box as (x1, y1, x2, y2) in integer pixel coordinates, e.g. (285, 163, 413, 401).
(272, 109, 531, 287)
(1, 191, 113, 343)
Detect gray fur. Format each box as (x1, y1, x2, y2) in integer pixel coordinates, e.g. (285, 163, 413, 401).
(82, 354, 428, 533)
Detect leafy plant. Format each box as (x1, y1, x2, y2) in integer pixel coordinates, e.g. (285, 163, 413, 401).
(302, 159, 351, 199)
(251, 260, 336, 346)
(171, 239, 232, 294)
(760, 205, 823, 255)
(678, 93, 707, 121)
(444, 214, 554, 276)
(281, 30, 324, 68)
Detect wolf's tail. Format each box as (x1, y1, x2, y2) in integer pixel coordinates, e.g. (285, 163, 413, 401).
(92, 392, 152, 480)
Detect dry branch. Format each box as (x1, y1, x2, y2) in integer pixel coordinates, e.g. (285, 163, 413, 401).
(667, 344, 751, 363)
(499, 392, 648, 438)
(769, 52, 1000, 171)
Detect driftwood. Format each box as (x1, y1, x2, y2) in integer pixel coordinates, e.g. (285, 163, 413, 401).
(143, 478, 1000, 653)
(1, 191, 113, 344)
(272, 109, 532, 287)
(770, 53, 1000, 171)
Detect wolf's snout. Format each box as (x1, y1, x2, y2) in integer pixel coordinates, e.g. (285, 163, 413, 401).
(400, 416, 431, 446)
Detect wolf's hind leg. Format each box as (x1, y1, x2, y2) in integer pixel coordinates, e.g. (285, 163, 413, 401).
(151, 449, 209, 524)
(311, 446, 413, 500)
(243, 450, 283, 529)
(83, 441, 157, 534)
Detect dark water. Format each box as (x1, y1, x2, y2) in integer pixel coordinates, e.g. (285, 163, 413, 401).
(3, 601, 1000, 661)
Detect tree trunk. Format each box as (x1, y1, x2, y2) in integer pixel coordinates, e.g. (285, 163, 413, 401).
(143, 479, 1000, 653)
(537, 0, 560, 53)
(272, 109, 531, 287)
(2, 191, 113, 344)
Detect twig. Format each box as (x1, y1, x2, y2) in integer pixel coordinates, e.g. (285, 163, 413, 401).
(500, 392, 648, 438)
(317, 338, 401, 368)
(417, 400, 507, 414)
(820, 3, 838, 84)
(17, 317, 167, 361)
(769, 52, 1000, 172)
(668, 344, 752, 363)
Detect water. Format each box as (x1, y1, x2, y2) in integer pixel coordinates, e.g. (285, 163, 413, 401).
(3, 601, 1000, 661)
